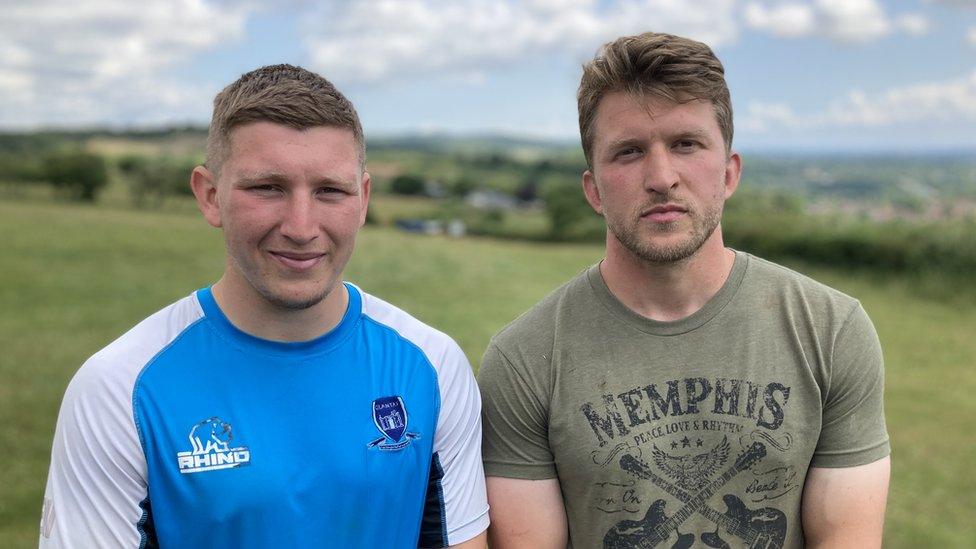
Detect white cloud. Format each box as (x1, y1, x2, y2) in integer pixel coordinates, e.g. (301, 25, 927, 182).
(894, 13, 931, 36)
(816, 0, 889, 42)
(742, 71, 976, 132)
(0, 0, 254, 128)
(744, 2, 816, 37)
(303, 0, 740, 83)
(739, 102, 802, 132)
(744, 0, 930, 42)
(968, 26, 976, 46)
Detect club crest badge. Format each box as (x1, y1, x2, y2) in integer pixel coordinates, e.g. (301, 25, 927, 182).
(368, 396, 420, 451)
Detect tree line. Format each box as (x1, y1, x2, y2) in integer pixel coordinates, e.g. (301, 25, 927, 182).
(0, 148, 197, 206)
(1, 142, 973, 282)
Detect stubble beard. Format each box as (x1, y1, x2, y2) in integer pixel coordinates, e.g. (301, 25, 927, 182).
(608, 200, 723, 265)
(231, 251, 341, 312)
(259, 284, 334, 311)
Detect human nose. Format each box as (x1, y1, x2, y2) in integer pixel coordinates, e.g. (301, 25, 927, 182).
(643, 145, 679, 194)
(279, 194, 318, 244)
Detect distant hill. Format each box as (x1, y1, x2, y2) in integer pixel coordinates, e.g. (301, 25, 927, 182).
(2, 127, 973, 209)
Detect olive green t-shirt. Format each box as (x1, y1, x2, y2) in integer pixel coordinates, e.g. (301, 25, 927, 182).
(479, 251, 889, 548)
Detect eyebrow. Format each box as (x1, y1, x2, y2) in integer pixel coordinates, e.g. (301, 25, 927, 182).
(605, 128, 712, 149)
(237, 172, 358, 189)
(605, 137, 644, 151)
(236, 172, 289, 186)
(674, 128, 711, 141)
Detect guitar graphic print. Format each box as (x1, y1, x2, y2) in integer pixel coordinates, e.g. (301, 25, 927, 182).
(619, 454, 787, 548)
(603, 442, 768, 549)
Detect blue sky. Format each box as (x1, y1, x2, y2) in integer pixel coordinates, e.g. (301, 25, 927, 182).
(1, 0, 974, 152)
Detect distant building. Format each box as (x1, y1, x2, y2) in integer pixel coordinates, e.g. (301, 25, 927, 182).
(466, 189, 517, 210)
(394, 218, 466, 238)
(394, 219, 442, 235)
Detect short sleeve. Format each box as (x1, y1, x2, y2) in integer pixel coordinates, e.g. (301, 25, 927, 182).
(421, 342, 490, 548)
(811, 303, 891, 468)
(478, 342, 557, 479)
(40, 356, 149, 548)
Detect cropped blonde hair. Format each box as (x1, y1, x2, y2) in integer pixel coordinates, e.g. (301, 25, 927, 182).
(206, 64, 364, 174)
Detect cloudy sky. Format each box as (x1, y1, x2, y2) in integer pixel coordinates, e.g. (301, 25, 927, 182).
(1, 0, 974, 152)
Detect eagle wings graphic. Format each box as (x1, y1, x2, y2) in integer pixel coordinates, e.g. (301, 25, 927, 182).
(651, 435, 731, 492)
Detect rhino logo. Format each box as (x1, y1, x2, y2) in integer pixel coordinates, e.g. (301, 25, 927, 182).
(176, 416, 251, 474)
(189, 417, 233, 454)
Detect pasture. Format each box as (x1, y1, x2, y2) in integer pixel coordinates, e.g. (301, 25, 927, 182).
(0, 198, 973, 546)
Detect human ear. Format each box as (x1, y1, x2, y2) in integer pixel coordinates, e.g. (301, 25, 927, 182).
(723, 152, 742, 199)
(582, 169, 604, 215)
(359, 172, 371, 227)
(190, 165, 222, 228)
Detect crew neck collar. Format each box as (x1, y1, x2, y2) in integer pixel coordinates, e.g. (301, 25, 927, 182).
(587, 250, 748, 336)
(195, 282, 362, 357)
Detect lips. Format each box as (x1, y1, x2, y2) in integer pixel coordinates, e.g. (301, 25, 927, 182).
(268, 251, 326, 271)
(641, 203, 687, 223)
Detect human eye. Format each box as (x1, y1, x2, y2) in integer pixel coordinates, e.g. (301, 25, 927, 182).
(314, 185, 347, 199)
(612, 146, 642, 161)
(673, 138, 701, 153)
(245, 183, 283, 195)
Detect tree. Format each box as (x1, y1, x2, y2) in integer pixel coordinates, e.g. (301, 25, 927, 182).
(390, 174, 426, 196)
(514, 179, 539, 203)
(449, 176, 476, 198)
(543, 181, 604, 241)
(44, 150, 108, 202)
(119, 155, 197, 208)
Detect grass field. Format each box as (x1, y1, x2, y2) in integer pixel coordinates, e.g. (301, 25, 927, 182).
(1, 198, 973, 546)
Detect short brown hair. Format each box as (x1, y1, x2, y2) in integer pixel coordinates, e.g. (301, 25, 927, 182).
(578, 32, 732, 166)
(206, 64, 365, 173)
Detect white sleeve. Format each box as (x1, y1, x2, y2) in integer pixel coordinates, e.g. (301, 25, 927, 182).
(357, 289, 489, 547)
(425, 342, 490, 547)
(40, 354, 149, 548)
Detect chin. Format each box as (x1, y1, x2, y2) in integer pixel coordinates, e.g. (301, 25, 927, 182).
(619, 232, 705, 264)
(266, 293, 327, 311)
(259, 281, 338, 311)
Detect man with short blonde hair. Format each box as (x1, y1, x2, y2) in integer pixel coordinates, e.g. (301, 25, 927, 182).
(480, 32, 890, 548)
(41, 64, 489, 548)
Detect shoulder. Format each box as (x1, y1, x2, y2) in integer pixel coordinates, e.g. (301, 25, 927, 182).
(357, 286, 469, 376)
(51, 293, 204, 491)
(740, 252, 863, 322)
(490, 266, 593, 356)
(44, 294, 203, 547)
(480, 267, 593, 395)
(68, 293, 205, 405)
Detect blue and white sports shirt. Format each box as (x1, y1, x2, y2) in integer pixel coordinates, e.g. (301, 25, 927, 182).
(41, 283, 489, 548)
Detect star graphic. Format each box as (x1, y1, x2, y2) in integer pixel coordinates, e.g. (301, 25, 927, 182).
(681, 436, 691, 448)
(696, 438, 704, 447)
(670, 440, 678, 450)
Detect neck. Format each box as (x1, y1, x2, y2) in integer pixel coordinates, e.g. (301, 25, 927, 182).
(210, 271, 349, 343)
(600, 228, 735, 322)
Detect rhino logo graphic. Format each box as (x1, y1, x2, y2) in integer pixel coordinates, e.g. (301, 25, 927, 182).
(176, 416, 251, 474)
(189, 417, 233, 454)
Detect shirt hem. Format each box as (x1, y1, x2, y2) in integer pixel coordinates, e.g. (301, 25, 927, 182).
(483, 462, 558, 480)
(441, 507, 490, 548)
(810, 439, 891, 468)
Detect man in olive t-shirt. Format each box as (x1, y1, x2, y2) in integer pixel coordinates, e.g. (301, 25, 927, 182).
(478, 32, 890, 549)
